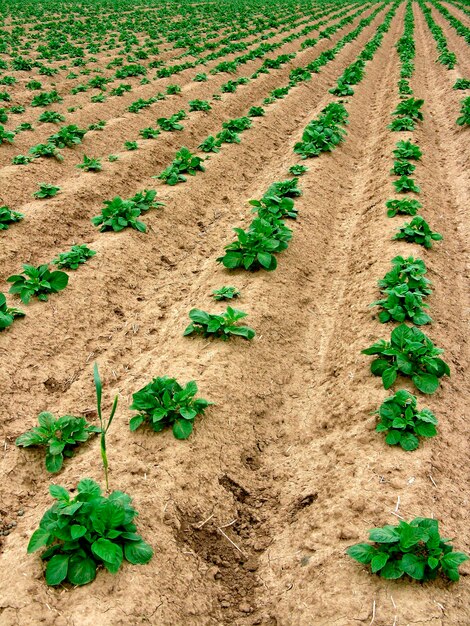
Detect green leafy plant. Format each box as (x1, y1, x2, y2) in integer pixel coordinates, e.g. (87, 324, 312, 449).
(93, 363, 118, 492)
(0, 205, 23, 230)
(48, 125, 86, 148)
(124, 141, 138, 150)
(166, 84, 181, 95)
(158, 147, 205, 185)
(388, 117, 416, 131)
(193, 73, 207, 82)
(12, 155, 32, 165)
(289, 164, 308, 176)
(391, 160, 415, 176)
(16, 413, 100, 473)
(375, 390, 437, 451)
(77, 156, 102, 172)
(371, 255, 432, 324)
(456, 97, 470, 126)
(129, 377, 211, 439)
(362, 324, 450, 393)
(34, 183, 61, 199)
(88, 120, 106, 131)
(216, 128, 240, 144)
(217, 217, 292, 271)
(394, 216, 442, 248)
(139, 127, 160, 139)
(347, 517, 468, 581)
(189, 99, 211, 112)
(294, 103, 348, 158)
(29, 143, 64, 161)
(92, 190, 163, 232)
(212, 286, 240, 301)
(0, 125, 15, 144)
(453, 78, 470, 90)
(0, 292, 24, 330)
(198, 136, 220, 153)
(27, 478, 153, 586)
(392, 97, 424, 120)
(222, 117, 252, 132)
(53, 244, 96, 269)
(393, 176, 420, 193)
(248, 106, 265, 117)
(157, 111, 186, 131)
(393, 140, 422, 160)
(184, 307, 255, 340)
(7, 264, 68, 304)
(14, 123, 34, 134)
(38, 111, 65, 123)
(108, 154, 119, 162)
(386, 198, 422, 217)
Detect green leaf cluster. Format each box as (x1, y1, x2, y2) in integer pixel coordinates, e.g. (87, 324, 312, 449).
(16, 413, 100, 472)
(362, 324, 450, 393)
(158, 147, 205, 185)
(393, 216, 442, 248)
(7, 264, 68, 303)
(129, 377, 211, 439)
(53, 244, 96, 269)
(27, 479, 153, 586)
(92, 189, 163, 232)
(184, 306, 255, 340)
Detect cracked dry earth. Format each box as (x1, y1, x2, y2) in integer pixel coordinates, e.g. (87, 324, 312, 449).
(0, 1, 469, 625)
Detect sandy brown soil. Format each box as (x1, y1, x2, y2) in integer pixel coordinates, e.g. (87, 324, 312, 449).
(0, 2, 469, 625)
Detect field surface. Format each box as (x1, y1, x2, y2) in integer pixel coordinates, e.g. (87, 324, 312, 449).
(0, 0, 469, 624)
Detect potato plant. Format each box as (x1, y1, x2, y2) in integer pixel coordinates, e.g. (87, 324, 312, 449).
(184, 307, 255, 340)
(375, 390, 437, 451)
(34, 184, 61, 199)
(386, 198, 422, 217)
(393, 140, 422, 160)
(53, 244, 96, 269)
(92, 190, 163, 232)
(0, 292, 24, 330)
(217, 217, 292, 271)
(16, 413, 100, 472)
(27, 479, 153, 586)
(393, 216, 442, 248)
(77, 156, 102, 172)
(7, 265, 68, 303)
(393, 176, 420, 193)
(129, 377, 212, 439)
(212, 286, 240, 300)
(371, 256, 432, 325)
(362, 324, 450, 393)
(158, 147, 205, 185)
(0, 205, 23, 230)
(347, 518, 468, 581)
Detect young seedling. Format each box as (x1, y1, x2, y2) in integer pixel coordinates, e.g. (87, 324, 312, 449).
(92, 190, 163, 232)
(289, 164, 308, 176)
(0, 292, 24, 330)
(7, 265, 68, 303)
(158, 147, 205, 185)
(38, 111, 65, 123)
(393, 140, 422, 160)
(34, 184, 61, 199)
(391, 160, 416, 176)
(393, 216, 442, 248)
(184, 307, 255, 340)
(392, 97, 424, 120)
(166, 84, 181, 95)
(139, 127, 160, 139)
(347, 518, 468, 581)
(124, 141, 138, 150)
(393, 176, 420, 193)
(0, 205, 23, 230)
(189, 99, 211, 112)
(53, 244, 96, 269)
(388, 117, 416, 132)
(248, 106, 265, 117)
(16, 413, 100, 472)
(216, 129, 240, 144)
(453, 79, 470, 90)
(48, 125, 87, 148)
(27, 478, 153, 586)
(198, 136, 221, 153)
(157, 111, 186, 131)
(456, 97, 470, 126)
(0, 125, 15, 144)
(386, 198, 422, 217)
(370, 256, 432, 325)
(129, 377, 212, 439)
(88, 120, 106, 131)
(362, 324, 450, 393)
(217, 217, 292, 271)
(108, 154, 119, 162)
(212, 286, 240, 301)
(193, 73, 207, 82)
(93, 363, 118, 492)
(12, 155, 32, 165)
(77, 156, 102, 172)
(29, 143, 64, 161)
(375, 389, 437, 451)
